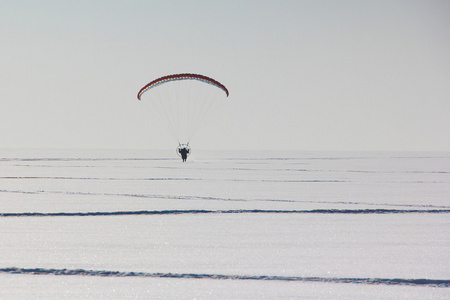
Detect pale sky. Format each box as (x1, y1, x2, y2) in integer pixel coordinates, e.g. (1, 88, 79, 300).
(1, 0, 449, 151)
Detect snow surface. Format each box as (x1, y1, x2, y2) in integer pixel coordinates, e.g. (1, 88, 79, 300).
(0, 149, 449, 299)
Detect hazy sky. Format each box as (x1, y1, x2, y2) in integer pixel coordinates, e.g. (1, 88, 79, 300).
(1, 0, 449, 151)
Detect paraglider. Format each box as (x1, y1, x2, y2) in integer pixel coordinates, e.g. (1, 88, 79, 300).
(137, 73, 229, 162)
(177, 144, 190, 162)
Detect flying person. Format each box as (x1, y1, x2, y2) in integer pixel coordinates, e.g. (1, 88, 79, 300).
(137, 74, 229, 160)
(179, 147, 190, 162)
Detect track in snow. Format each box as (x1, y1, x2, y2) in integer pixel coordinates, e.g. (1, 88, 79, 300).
(1, 267, 448, 287)
(1, 209, 449, 217)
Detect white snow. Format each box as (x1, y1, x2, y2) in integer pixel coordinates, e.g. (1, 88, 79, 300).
(0, 149, 449, 299)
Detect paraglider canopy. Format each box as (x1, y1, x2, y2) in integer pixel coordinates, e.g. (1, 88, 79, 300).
(137, 73, 229, 100)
